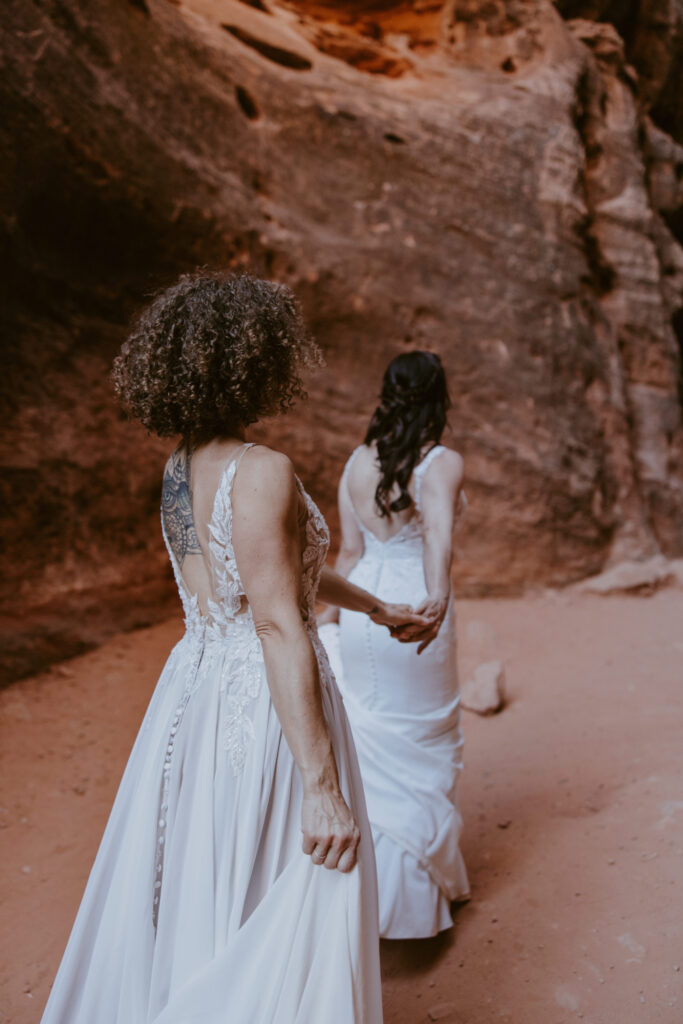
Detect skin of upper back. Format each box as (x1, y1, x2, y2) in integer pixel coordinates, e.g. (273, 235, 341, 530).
(346, 442, 464, 544)
(165, 440, 309, 625)
(228, 445, 310, 631)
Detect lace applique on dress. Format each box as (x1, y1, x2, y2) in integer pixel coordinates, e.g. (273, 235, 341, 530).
(297, 478, 330, 613)
(159, 448, 329, 789)
(219, 628, 264, 774)
(206, 447, 266, 772)
(151, 446, 332, 932)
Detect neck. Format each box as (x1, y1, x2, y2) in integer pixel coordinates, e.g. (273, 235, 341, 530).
(217, 426, 247, 443)
(186, 428, 248, 455)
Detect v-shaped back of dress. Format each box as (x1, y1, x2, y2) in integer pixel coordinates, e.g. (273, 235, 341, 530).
(343, 444, 447, 550)
(161, 443, 256, 642)
(161, 442, 331, 643)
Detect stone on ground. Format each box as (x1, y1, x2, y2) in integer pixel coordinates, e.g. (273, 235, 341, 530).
(461, 659, 506, 715)
(578, 556, 677, 596)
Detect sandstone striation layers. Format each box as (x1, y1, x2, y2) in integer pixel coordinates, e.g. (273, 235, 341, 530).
(2, 0, 682, 681)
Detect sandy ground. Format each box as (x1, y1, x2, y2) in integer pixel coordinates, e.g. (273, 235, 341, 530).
(1, 589, 682, 1024)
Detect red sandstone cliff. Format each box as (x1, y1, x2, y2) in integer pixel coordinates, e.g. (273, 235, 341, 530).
(2, 0, 682, 681)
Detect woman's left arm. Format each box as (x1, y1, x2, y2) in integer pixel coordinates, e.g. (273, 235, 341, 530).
(317, 463, 365, 625)
(317, 566, 428, 634)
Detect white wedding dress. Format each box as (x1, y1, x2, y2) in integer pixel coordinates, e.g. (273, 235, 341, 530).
(41, 443, 382, 1024)
(322, 444, 469, 939)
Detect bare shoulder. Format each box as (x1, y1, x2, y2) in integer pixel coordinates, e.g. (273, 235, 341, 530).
(347, 443, 377, 484)
(354, 443, 375, 465)
(242, 444, 294, 474)
(234, 445, 297, 508)
(435, 446, 464, 480)
(422, 446, 464, 496)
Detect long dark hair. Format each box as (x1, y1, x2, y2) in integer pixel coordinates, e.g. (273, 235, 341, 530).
(364, 351, 450, 517)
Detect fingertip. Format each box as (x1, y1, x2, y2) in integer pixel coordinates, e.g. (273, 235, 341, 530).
(337, 845, 358, 873)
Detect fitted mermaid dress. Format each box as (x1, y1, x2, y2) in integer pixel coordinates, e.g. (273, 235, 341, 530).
(324, 444, 469, 939)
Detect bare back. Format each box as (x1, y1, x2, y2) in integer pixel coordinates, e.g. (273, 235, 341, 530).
(343, 442, 460, 544)
(161, 440, 311, 631)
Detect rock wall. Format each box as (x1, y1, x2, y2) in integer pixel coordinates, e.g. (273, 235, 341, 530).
(2, 0, 682, 682)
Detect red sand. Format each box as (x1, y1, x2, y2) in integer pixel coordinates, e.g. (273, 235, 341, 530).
(1, 590, 682, 1023)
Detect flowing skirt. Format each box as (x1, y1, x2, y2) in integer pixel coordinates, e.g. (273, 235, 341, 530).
(41, 623, 382, 1023)
(326, 550, 469, 939)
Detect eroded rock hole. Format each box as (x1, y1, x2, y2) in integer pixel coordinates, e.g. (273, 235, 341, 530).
(222, 25, 312, 70)
(384, 132, 405, 144)
(501, 57, 516, 72)
(673, 307, 683, 406)
(661, 204, 683, 251)
(237, 0, 270, 11)
(235, 85, 260, 120)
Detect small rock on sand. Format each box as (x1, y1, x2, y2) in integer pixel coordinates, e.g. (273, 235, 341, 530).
(578, 556, 683, 596)
(427, 1004, 457, 1022)
(461, 660, 505, 715)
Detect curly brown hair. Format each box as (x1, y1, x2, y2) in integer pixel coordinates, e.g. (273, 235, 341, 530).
(112, 272, 322, 444)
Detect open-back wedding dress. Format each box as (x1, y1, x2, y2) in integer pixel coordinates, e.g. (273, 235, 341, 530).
(41, 443, 382, 1024)
(322, 444, 469, 939)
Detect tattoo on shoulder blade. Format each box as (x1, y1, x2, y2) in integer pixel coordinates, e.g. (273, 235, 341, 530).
(161, 449, 202, 567)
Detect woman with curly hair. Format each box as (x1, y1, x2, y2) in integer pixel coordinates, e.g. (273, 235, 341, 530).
(319, 351, 470, 939)
(40, 273, 428, 1024)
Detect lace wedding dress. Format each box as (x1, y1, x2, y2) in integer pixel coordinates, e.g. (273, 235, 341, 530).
(322, 445, 469, 939)
(41, 443, 382, 1024)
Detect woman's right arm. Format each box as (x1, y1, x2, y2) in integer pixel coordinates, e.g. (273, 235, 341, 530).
(317, 468, 364, 626)
(231, 447, 359, 873)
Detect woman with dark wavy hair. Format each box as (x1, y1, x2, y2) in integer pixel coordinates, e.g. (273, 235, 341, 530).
(319, 350, 470, 939)
(40, 273, 429, 1024)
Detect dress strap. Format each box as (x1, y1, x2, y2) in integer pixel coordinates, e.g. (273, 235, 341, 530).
(228, 442, 256, 492)
(341, 445, 363, 487)
(208, 443, 255, 539)
(413, 445, 445, 513)
(340, 446, 367, 532)
(206, 443, 258, 612)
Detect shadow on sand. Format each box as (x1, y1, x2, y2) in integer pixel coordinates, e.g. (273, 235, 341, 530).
(380, 901, 471, 980)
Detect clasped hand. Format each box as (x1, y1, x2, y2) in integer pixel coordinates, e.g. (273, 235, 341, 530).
(369, 596, 448, 654)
